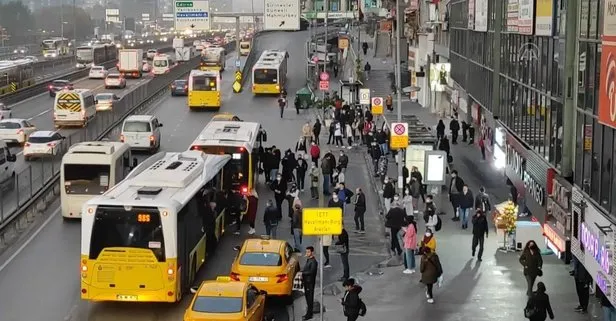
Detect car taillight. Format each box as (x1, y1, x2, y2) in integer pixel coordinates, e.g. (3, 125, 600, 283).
(24, 142, 30, 147)
(241, 186, 248, 194)
(149, 135, 155, 141)
(48, 85, 53, 89)
(230, 272, 240, 281)
(120, 135, 124, 142)
(47, 142, 56, 147)
(190, 145, 199, 150)
(276, 274, 288, 283)
(171, 85, 176, 89)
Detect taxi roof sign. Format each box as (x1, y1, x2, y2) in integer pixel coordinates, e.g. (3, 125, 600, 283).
(216, 276, 232, 282)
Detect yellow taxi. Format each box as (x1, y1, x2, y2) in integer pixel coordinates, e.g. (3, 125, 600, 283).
(230, 237, 300, 299)
(211, 113, 242, 121)
(184, 276, 267, 321)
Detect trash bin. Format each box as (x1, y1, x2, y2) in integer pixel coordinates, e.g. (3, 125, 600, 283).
(295, 87, 314, 109)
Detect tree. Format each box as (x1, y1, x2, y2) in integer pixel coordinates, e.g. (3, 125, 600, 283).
(34, 6, 94, 40)
(0, 1, 35, 41)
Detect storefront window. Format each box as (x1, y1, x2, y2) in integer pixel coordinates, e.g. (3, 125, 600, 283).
(601, 127, 613, 208)
(591, 118, 602, 200)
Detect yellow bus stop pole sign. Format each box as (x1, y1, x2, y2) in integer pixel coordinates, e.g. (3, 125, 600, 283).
(302, 207, 343, 235)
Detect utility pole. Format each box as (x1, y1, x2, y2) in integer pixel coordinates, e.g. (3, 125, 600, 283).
(322, 0, 329, 103)
(73, 0, 76, 45)
(60, 0, 65, 38)
(395, 0, 403, 189)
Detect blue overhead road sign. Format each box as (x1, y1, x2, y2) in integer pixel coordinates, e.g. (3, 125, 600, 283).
(177, 12, 208, 18)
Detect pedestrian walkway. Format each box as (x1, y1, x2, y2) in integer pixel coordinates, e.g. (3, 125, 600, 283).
(294, 55, 599, 321)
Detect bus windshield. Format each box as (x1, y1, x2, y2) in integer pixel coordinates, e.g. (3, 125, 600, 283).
(192, 76, 217, 91)
(42, 41, 56, 49)
(193, 146, 249, 190)
(253, 69, 277, 84)
(63, 164, 110, 195)
(153, 59, 168, 67)
(89, 206, 165, 262)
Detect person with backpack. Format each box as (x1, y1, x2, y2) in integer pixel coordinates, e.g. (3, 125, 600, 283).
(341, 278, 367, 321)
(420, 246, 443, 304)
(474, 186, 492, 213)
(419, 228, 437, 254)
(525, 282, 554, 321)
(471, 209, 489, 261)
(425, 206, 441, 232)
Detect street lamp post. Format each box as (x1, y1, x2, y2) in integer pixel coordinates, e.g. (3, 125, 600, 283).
(60, 0, 64, 38)
(395, 0, 403, 189)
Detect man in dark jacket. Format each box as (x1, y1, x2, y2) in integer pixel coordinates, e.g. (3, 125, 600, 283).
(321, 151, 336, 194)
(474, 186, 492, 213)
(385, 202, 405, 255)
(338, 151, 349, 172)
(270, 174, 287, 218)
(263, 200, 280, 238)
(449, 170, 465, 221)
(302, 246, 319, 320)
(471, 209, 489, 261)
(459, 185, 474, 229)
(369, 142, 382, 176)
(449, 116, 460, 144)
(341, 278, 366, 321)
(353, 188, 366, 233)
(572, 257, 592, 313)
(312, 119, 321, 145)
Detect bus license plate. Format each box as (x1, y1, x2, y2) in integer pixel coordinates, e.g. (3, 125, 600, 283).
(117, 295, 137, 301)
(248, 277, 268, 282)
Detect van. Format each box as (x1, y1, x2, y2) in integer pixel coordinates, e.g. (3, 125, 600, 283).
(53, 89, 96, 128)
(120, 115, 163, 153)
(0, 140, 17, 186)
(239, 41, 251, 56)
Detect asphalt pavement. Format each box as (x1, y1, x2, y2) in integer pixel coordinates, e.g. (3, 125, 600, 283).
(0, 30, 379, 321)
(289, 39, 600, 321)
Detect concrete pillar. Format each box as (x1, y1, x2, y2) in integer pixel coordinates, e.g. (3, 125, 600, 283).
(561, 0, 579, 178)
(341, 0, 347, 11)
(490, 0, 502, 117)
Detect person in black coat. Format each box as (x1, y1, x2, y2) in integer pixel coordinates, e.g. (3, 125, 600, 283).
(270, 174, 287, 219)
(436, 120, 445, 140)
(572, 256, 592, 313)
(312, 119, 321, 145)
(302, 246, 319, 320)
(410, 166, 425, 202)
(341, 278, 366, 321)
(369, 142, 382, 176)
(471, 209, 489, 261)
(296, 157, 308, 191)
(526, 282, 554, 321)
(439, 135, 451, 157)
(385, 200, 405, 256)
(448, 170, 465, 221)
(449, 117, 460, 144)
(520, 240, 544, 296)
(353, 188, 367, 232)
(458, 185, 474, 229)
(281, 149, 297, 183)
(336, 228, 350, 281)
(263, 200, 280, 238)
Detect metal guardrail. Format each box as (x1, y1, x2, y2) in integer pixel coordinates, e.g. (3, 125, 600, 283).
(0, 39, 247, 244)
(0, 40, 179, 101)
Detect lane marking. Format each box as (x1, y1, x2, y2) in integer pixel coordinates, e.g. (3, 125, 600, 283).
(0, 207, 60, 273)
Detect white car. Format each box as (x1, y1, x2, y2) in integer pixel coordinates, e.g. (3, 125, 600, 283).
(120, 115, 163, 153)
(104, 73, 126, 89)
(24, 56, 38, 63)
(23, 131, 65, 161)
(0, 118, 37, 145)
(95, 93, 119, 111)
(0, 103, 11, 120)
(89, 66, 108, 79)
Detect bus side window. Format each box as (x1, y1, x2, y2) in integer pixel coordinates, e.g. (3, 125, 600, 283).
(115, 156, 124, 183)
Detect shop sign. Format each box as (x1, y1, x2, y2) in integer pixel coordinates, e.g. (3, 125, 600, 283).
(551, 178, 571, 210)
(597, 271, 611, 296)
(580, 221, 611, 274)
(507, 146, 546, 206)
(543, 223, 566, 253)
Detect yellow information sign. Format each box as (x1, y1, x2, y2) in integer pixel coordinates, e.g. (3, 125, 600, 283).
(390, 122, 409, 149)
(302, 207, 343, 235)
(371, 97, 383, 115)
(232, 80, 242, 93)
(235, 71, 242, 81)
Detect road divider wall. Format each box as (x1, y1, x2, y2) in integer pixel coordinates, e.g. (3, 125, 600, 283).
(0, 37, 254, 250)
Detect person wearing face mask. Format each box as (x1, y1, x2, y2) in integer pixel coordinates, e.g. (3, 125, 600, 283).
(382, 177, 395, 212)
(458, 185, 474, 229)
(338, 151, 349, 172)
(385, 196, 405, 256)
(287, 183, 300, 219)
(309, 164, 320, 200)
(420, 246, 443, 304)
(270, 174, 287, 219)
(328, 192, 344, 211)
(519, 240, 543, 296)
(296, 156, 308, 192)
(423, 194, 437, 223)
(369, 142, 382, 176)
(409, 176, 422, 210)
(471, 209, 489, 261)
(402, 215, 417, 274)
(263, 200, 280, 238)
(419, 228, 437, 254)
(353, 188, 366, 233)
(411, 166, 426, 202)
(402, 187, 414, 217)
(448, 170, 465, 221)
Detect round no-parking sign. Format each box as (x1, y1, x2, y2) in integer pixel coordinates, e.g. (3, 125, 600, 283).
(390, 122, 409, 149)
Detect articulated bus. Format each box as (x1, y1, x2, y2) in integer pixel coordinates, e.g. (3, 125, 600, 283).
(252, 50, 288, 95)
(189, 121, 267, 217)
(188, 69, 221, 110)
(61, 141, 132, 219)
(80, 151, 231, 302)
(42, 37, 70, 58)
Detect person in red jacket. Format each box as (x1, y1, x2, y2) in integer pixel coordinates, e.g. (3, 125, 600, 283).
(310, 142, 320, 167)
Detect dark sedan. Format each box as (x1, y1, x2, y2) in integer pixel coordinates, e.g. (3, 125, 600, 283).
(170, 79, 188, 96)
(48, 80, 74, 97)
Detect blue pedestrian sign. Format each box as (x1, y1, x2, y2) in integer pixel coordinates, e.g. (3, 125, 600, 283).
(235, 59, 241, 68)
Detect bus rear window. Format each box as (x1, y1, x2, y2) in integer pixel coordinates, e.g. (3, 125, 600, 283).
(63, 164, 110, 195)
(253, 69, 277, 84)
(192, 76, 217, 91)
(89, 206, 165, 261)
(123, 121, 151, 132)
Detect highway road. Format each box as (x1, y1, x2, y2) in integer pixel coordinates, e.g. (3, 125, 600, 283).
(0, 31, 301, 321)
(0, 30, 386, 321)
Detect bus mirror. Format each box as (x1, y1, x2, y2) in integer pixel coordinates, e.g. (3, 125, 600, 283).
(132, 158, 138, 168)
(7, 154, 16, 162)
(259, 130, 267, 142)
(233, 245, 241, 251)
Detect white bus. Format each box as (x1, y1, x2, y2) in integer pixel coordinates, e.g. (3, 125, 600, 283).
(80, 151, 230, 302)
(42, 37, 70, 58)
(61, 141, 132, 219)
(152, 53, 174, 75)
(53, 89, 97, 128)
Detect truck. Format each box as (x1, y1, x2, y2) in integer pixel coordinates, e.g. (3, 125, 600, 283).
(175, 47, 192, 62)
(118, 49, 143, 78)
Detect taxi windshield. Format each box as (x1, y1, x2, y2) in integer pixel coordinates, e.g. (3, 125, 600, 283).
(193, 296, 242, 313)
(239, 252, 282, 266)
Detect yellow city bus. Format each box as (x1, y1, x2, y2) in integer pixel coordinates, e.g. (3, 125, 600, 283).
(189, 121, 267, 217)
(252, 50, 288, 95)
(188, 69, 221, 110)
(80, 151, 231, 302)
